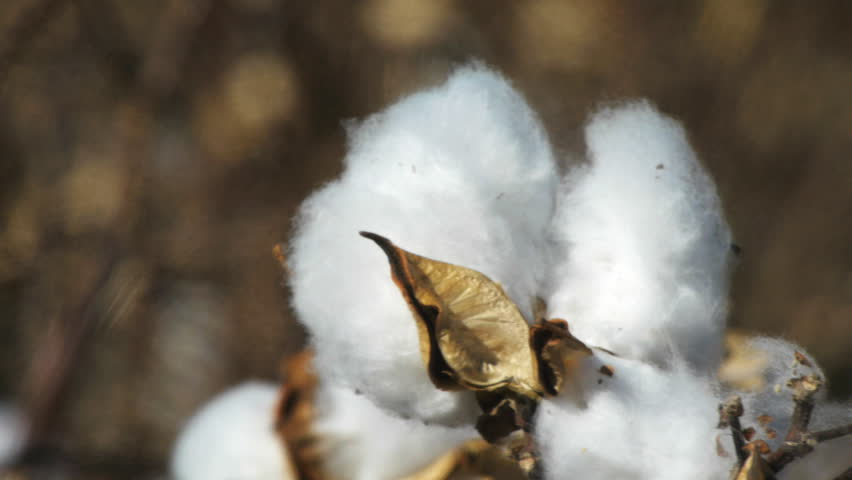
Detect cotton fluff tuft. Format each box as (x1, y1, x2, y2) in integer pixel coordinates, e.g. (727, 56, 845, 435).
(535, 352, 735, 480)
(171, 382, 295, 480)
(547, 101, 732, 371)
(313, 382, 476, 480)
(290, 64, 558, 424)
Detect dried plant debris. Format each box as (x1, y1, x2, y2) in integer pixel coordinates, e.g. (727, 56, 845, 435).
(276, 351, 325, 480)
(275, 350, 530, 480)
(722, 351, 852, 480)
(529, 318, 592, 396)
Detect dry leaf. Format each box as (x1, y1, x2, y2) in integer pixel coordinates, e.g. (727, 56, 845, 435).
(529, 319, 592, 396)
(361, 232, 543, 398)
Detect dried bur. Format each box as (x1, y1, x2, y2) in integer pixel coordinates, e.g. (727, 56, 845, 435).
(275, 350, 326, 480)
(275, 350, 526, 480)
(361, 232, 593, 478)
(720, 351, 852, 480)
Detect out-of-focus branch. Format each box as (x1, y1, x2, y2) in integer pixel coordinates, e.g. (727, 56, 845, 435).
(812, 424, 852, 443)
(19, 0, 213, 463)
(0, 0, 65, 76)
(834, 466, 852, 480)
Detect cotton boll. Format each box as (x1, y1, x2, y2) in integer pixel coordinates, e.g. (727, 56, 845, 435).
(171, 382, 295, 480)
(313, 382, 476, 480)
(738, 337, 827, 451)
(290, 64, 559, 424)
(536, 352, 735, 480)
(547, 101, 732, 371)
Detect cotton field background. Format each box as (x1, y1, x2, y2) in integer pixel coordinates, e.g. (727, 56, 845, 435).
(0, 1, 851, 478)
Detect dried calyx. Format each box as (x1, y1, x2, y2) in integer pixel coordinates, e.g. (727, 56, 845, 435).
(360, 231, 595, 475)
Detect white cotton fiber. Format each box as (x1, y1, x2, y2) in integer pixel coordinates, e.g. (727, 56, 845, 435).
(289, 64, 559, 424)
(535, 352, 735, 480)
(313, 382, 476, 480)
(171, 382, 295, 480)
(546, 101, 732, 371)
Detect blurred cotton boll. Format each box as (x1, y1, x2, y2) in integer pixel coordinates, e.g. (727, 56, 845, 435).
(171, 382, 295, 480)
(0, 403, 26, 466)
(535, 352, 735, 480)
(289, 64, 558, 425)
(313, 382, 475, 480)
(547, 101, 732, 372)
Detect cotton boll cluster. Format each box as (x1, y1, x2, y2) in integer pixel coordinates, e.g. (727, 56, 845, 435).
(289, 64, 558, 424)
(171, 382, 295, 480)
(546, 101, 732, 371)
(311, 381, 476, 480)
(535, 352, 736, 480)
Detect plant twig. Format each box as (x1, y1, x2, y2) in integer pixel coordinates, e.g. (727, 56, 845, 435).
(833, 466, 852, 480)
(784, 375, 821, 442)
(718, 395, 749, 467)
(767, 374, 822, 472)
(812, 423, 852, 443)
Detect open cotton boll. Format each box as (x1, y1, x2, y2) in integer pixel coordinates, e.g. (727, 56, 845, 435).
(290, 64, 558, 424)
(171, 382, 295, 480)
(738, 337, 828, 451)
(547, 101, 732, 372)
(313, 381, 476, 480)
(536, 352, 734, 480)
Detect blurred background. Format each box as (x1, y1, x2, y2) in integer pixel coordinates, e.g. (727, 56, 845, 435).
(0, 0, 850, 478)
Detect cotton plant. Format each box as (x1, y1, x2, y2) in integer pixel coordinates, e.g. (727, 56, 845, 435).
(173, 64, 851, 479)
